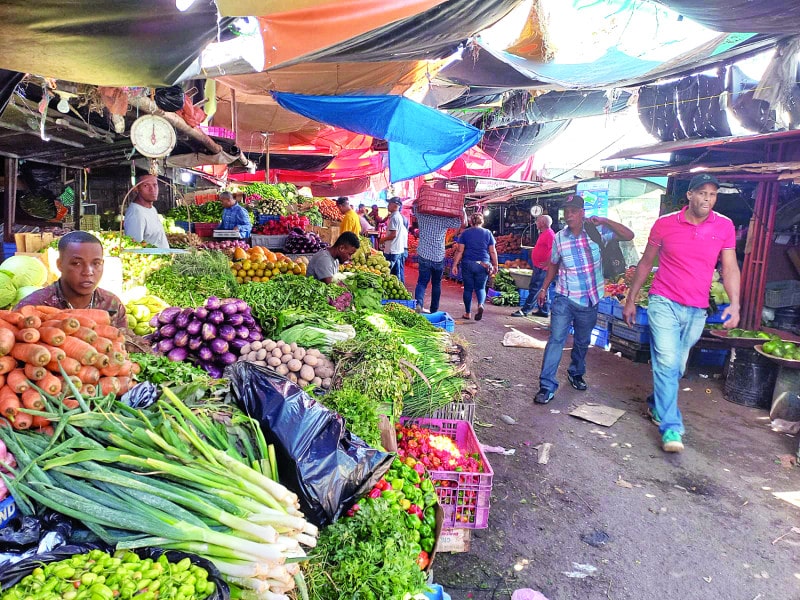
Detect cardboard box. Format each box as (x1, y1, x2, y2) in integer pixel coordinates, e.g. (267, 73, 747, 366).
(15, 232, 54, 253)
(0, 495, 17, 528)
(435, 527, 471, 553)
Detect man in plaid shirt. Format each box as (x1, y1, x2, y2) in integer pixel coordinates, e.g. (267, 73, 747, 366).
(534, 195, 634, 405)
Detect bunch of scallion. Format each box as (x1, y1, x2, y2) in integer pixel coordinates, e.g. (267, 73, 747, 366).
(0, 381, 316, 600)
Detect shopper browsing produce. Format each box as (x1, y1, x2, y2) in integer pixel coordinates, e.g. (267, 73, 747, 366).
(414, 203, 466, 314)
(623, 173, 740, 453)
(451, 212, 498, 321)
(123, 174, 169, 248)
(380, 197, 408, 283)
(306, 231, 360, 283)
(337, 196, 361, 236)
(358, 204, 372, 233)
(15, 231, 128, 329)
(219, 190, 252, 239)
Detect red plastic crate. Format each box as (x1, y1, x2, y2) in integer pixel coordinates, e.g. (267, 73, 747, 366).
(416, 186, 465, 218)
(193, 222, 220, 237)
(399, 418, 492, 529)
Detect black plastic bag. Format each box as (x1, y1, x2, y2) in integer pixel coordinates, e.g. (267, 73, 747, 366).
(227, 362, 393, 526)
(155, 86, 185, 112)
(1, 545, 228, 600)
(0, 513, 73, 552)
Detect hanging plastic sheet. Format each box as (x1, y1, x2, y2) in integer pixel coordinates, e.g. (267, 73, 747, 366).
(227, 362, 393, 526)
(652, 0, 800, 34)
(480, 121, 570, 165)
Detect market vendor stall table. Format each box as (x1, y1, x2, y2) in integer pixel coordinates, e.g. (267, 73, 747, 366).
(755, 344, 800, 422)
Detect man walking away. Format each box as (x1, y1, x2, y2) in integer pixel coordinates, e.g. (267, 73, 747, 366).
(623, 173, 740, 453)
(380, 197, 408, 283)
(513, 214, 555, 317)
(534, 195, 634, 405)
(414, 204, 467, 313)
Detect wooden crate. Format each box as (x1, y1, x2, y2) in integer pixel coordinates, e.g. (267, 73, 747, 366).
(14, 232, 54, 253)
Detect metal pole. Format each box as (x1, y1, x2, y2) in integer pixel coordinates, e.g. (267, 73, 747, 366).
(4, 157, 17, 244)
(74, 168, 84, 230)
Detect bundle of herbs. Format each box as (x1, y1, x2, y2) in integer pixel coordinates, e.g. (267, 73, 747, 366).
(145, 251, 238, 308)
(318, 388, 382, 448)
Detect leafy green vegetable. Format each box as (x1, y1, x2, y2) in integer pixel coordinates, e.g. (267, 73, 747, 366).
(145, 252, 238, 307)
(318, 388, 382, 448)
(279, 323, 355, 352)
(166, 202, 223, 223)
(0, 255, 48, 288)
(382, 303, 436, 332)
(342, 271, 385, 311)
(130, 353, 221, 387)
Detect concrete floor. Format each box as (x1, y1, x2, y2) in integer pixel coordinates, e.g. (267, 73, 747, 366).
(404, 264, 800, 600)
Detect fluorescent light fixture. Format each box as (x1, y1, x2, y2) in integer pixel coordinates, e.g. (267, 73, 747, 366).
(175, 0, 196, 11)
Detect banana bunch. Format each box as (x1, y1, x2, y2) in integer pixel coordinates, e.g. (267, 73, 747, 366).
(125, 293, 170, 336)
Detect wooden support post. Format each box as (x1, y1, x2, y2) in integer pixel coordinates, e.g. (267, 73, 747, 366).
(4, 157, 17, 243)
(74, 168, 84, 230)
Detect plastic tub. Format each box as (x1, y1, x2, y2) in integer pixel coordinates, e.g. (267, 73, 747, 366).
(423, 311, 455, 332)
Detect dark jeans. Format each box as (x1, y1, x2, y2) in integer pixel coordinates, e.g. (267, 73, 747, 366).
(415, 257, 444, 312)
(461, 260, 489, 314)
(521, 266, 554, 315)
(384, 252, 405, 283)
(539, 294, 598, 393)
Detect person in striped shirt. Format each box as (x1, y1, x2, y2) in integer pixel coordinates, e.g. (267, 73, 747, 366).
(534, 195, 634, 405)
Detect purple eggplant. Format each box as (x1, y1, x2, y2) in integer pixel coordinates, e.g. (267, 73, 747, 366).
(159, 324, 177, 339)
(234, 299, 248, 313)
(149, 315, 160, 328)
(194, 307, 209, 320)
(167, 347, 188, 362)
(205, 296, 222, 310)
(218, 325, 237, 342)
(203, 363, 223, 379)
(158, 307, 181, 325)
(173, 330, 189, 348)
(188, 336, 203, 351)
(175, 308, 193, 329)
(186, 320, 202, 335)
(226, 313, 244, 327)
(201, 323, 217, 341)
(248, 330, 262, 342)
(242, 315, 256, 328)
(198, 346, 214, 362)
(210, 338, 229, 355)
(219, 352, 237, 366)
(221, 302, 239, 316)
(230, 339, 248, 351)
(236, 326, 250, 340)
(208, 310, 225, 325)
(157, 338, 175, 354)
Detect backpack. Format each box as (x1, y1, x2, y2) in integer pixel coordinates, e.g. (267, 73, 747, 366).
(584, 221, 626, 280)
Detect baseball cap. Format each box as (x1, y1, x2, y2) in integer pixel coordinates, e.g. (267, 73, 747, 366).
(388, 197, 403, 206)
(562, 195, 584, 209)
(687, 173, 720, 191)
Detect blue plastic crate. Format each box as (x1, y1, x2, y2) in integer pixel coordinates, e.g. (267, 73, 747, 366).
(257, 214, 280, 224)
(568, 325, 610, 348)
(2, 242, 16, 260)
(175, 220, 193, 233)
(0, 495, 16, 528)
(612, 302, 648, 325)
(597, 297, 617, 316)
(690, 347, 729, 367)
(487, 288, 501, 299)
(424, 311, 455, 332)
(706, 304, 730, 324)
(381, 299, 416, 309)
(611, 319, 650, 344)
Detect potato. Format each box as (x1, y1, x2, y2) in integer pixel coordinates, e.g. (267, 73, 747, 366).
(287, 359, 303, 372)
(317, 366, 332, 379)
(307, 348, 321, 357)
(281, 353, 293, 364)
(268, 356, 281, 367)
(312, 376, 322, 387)
(297, 378, 309, 387)
(287, 373, 298, 383)
(275, 364, 289, 376)
(264, 340, 277, 352)
(322, 377, 332, 389)
(293, 348, 306, 360)
(271, 347, 283, 358)
(247, 351, 258, 362)
(255, 360, 266, 366)
(281, 343, 292, 355)
(251, 341, 263, 351)
(303, 354, 318, 367)
(241, 343, 251, 356)
(253, 349, 265, 361)
(299, 365, 315, 382)
(290, 342, 298, 352)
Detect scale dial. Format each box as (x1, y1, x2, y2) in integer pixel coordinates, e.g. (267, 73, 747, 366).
(130, 115, 177, 158)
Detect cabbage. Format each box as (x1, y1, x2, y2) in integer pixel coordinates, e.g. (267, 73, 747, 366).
(0, 255, 48, 288)
(0, 273, 17, 308)
(15, 285, 41, 304)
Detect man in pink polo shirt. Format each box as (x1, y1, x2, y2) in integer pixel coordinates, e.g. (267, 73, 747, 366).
(623, 173, 740, 453)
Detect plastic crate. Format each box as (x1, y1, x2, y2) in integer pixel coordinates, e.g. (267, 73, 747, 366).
(612, 302, 648, 326)
(199, 125, 236, 140)
(257, 214, 280, 225)
(706, 304, 730, 324)
(399, 418, 492, 529)
(193, 222, 219, 237)
(486, 288, 501, 299)
(610, 335, 650, 363)
(175, 220, 193, 233)
(424, 311, 455, 332)
(611, 318, 650, 344)
(765, 280, 800, 308)
(597, 297, 617, 316)
(194, 193, 218, 205)
(2, 242, 16, 260)
(416, 186, 465, 218)
(690, 347, 729, 367)
(427, 400, 476, 424)
(595, 313, 613, 331)
(497, 253, 520, 264)
(251, 234, 287, 249)
(568, 325, 610, 348)
(0, 495, 16, 528)
(381, 299, 416, 309)
(423, 584, 452, 600)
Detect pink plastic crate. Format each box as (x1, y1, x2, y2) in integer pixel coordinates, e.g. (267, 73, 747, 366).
(399, 418, 493, 529)
(199, 125, 236, 140)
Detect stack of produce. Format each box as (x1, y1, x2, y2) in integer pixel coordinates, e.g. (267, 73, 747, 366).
(252, 215, 310, 235)
(283, 228, 327, 254)
(129, 352, 221, 387)
(606, 267, 653, 306)
(318, 388, 380, 447)
(381, 274, 412, 300)
(489, 269, 520, 306)
(494, 233, 521, 254)
(500, 258, 529, 268)
(300, 205, 323, 227)
(197, 239, 249, 252)
(166, 202, 225, 224)
(242, 182, 298, 216)
(0, 388, 318, 598)
(230, 247, 306, 284)
(124, 290, 170, 336)
(0, 255, 49, 309)
(237, 339, 335, 389)
(166, 231, 201, 248)
(149, 297, 263, 378)
(145, 251, 238, 308)
(315, 198, 342, 221)
(760, 338, 800, 360)
(348, 237, 390, 274)
(0, 306, 136, 431)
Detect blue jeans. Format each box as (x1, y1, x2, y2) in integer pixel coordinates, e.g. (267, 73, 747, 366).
(415, 257, 444, 312)
(539, 294, 598, 393)
(461, 261, 489, 314)
(384, 252, 404, 282)
(646, 294, 707, 436)
(521, 267, 554, 315)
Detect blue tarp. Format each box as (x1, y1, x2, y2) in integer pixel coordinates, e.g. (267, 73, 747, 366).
(272, 92, 483, 182)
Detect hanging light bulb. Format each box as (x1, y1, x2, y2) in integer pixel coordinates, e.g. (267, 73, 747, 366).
(175, 0, 196, 10)
(180, 171, 193, 183)
(56, 94, 70, 114)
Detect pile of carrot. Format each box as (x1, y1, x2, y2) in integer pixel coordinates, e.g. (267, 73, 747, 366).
(0, 306, 138, 433)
